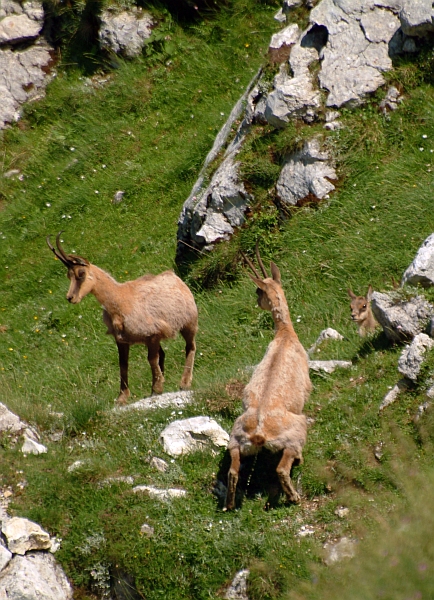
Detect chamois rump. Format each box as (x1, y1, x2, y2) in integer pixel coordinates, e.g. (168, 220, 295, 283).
(47, 233, 198, 403)
(225, 247, 311, 510)
(347, 285, 378, 336)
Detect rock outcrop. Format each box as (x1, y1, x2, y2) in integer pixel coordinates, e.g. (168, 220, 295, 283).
(402, 233, 434, 288)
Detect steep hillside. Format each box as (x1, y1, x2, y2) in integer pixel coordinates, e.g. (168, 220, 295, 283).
(1, 1, 434, 598)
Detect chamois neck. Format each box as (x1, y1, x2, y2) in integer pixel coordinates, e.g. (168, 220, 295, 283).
(270, 293, 294, 334)
(88, 264, 120, 308)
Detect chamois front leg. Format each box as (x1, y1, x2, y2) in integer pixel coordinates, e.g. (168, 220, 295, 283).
(225, 447, 241, 511)
(276, 447, 301, 504)
(180, 326, 196, 389)
(147, 337, 165, 395)
(116, 341, 131, 405)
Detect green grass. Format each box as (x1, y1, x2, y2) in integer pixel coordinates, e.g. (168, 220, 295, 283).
(1, 2, 434, 598)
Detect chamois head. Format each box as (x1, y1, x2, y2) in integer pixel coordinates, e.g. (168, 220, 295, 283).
(347, 285, 373, 326)
(242, 243, 284, 313)
(47, 233, 91, 304)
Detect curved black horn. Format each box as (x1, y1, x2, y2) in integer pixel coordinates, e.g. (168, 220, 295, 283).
(46, 232, 70, 267)
(240, 251, 261, 279)
(255, 241, 269, 279)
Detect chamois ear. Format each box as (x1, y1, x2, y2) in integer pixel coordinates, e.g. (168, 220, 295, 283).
(248, 273, 267, 291)
(366, 285, 373, 301)
(347, 288, 356, 299)
(270, 262, 281, 284)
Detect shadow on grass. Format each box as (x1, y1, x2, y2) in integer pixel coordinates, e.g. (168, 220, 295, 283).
(214, 449, 302, 511)
(351, 330, 392, 362)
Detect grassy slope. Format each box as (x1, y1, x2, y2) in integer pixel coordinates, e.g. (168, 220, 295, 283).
(1, 2, 434, 599)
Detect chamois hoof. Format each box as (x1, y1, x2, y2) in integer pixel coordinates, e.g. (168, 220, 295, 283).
(116, 391, 130, 405)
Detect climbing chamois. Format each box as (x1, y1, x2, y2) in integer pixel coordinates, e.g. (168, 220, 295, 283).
(225, 246, 312, 510)
(47, 233, 198, 403)
(347, 285, 378, 336)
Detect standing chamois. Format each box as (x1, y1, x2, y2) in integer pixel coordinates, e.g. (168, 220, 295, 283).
(225, 247, 312, 510)
(47, 233, 198, 403)
(347, 285, 378, 336)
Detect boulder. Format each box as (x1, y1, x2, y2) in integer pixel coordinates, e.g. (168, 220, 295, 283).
(402, 233, 434, 287)
(400, 0, 434, 36)
(0, 13, 42, 45)
(21, 434, 47, 455)
(0, 403, 24, 433)
(99, 8, 153, 58)
(0, 42, 54, 129)
(371, 291, 434, 343)
(160, 416, 229, 457)
(0, 543, 12, 572)
(276, 138, 337, 206)
(177, 154, 251, 253)
(0, 552, 72, 600)
(398, 333, 434, 381)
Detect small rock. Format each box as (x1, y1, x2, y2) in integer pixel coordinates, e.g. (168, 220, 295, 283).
(323, 537, 357, 565)
(150, 457, 168, 472)
(374, 442, 384, 461)
(308, 327, 344, 354)
(225, 569, 250, 600)
(112, 190, 125, 204)
(297, 524, 315, 537)
(379, 379, 409, 411)
(308, 360, 352, 374)
(160, 416, 229, 457)
(415, 402, 430, 422)
(334, 507, 349, 518)
(132, 485, 187, 501)
(114, 390, 194, 413)
(21, 435, 47, 455)
(3, 169, 20, 178)
(140, 523, 154, 537)
(2, 517, 51, 555)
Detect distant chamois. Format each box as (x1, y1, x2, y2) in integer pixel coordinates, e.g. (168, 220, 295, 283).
(47, 233, 198, 403)
(225, 246, 311, 510)
(347, 285, 378, 336)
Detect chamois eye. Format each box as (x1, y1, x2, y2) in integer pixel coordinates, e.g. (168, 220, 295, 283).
(77, 269, 86, 279)
(362, 304, 366, 309)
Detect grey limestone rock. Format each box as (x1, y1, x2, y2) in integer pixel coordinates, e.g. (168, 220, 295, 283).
(114, 390, 194, 412)
(379, 379, 409, 411)
(0, 13, 42, 44)
(402, 233, 434, 288)
(323, 537, 357, 565)
(225, 569, 250, 600)
(276, 137, 337, 206)
(400, 0, 434, 36)
(398, 333, 434, 381)
(99, 8, 153, 58)
(0, 543, 12, 572)
(371, 291, 434, 342)
(160, 416, 229, 457)
(0, 552, 72, 600)
(132, 485, 187, 501)
(2, 517, 51, 555)
(308, 360, 352, 373)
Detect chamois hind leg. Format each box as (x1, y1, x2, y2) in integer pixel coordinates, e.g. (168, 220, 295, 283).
(159, 346, 165, 375)
(116, 341, 131, 405)
(276, 447, 301, 504)
(180, 325, 196, 389)
(147, 337, 165, 395)
(225, 447, 241, 511)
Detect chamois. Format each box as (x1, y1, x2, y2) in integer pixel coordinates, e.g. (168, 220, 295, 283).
(347, 285, 378, 336)
(225, 247, 312, 510)
(47, 233, 198, 403)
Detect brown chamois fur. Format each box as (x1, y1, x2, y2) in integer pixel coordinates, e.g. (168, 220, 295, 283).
(347, 285, 378, 337)
(225, 246, 311, 510)
(47, 233, 198, 403)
